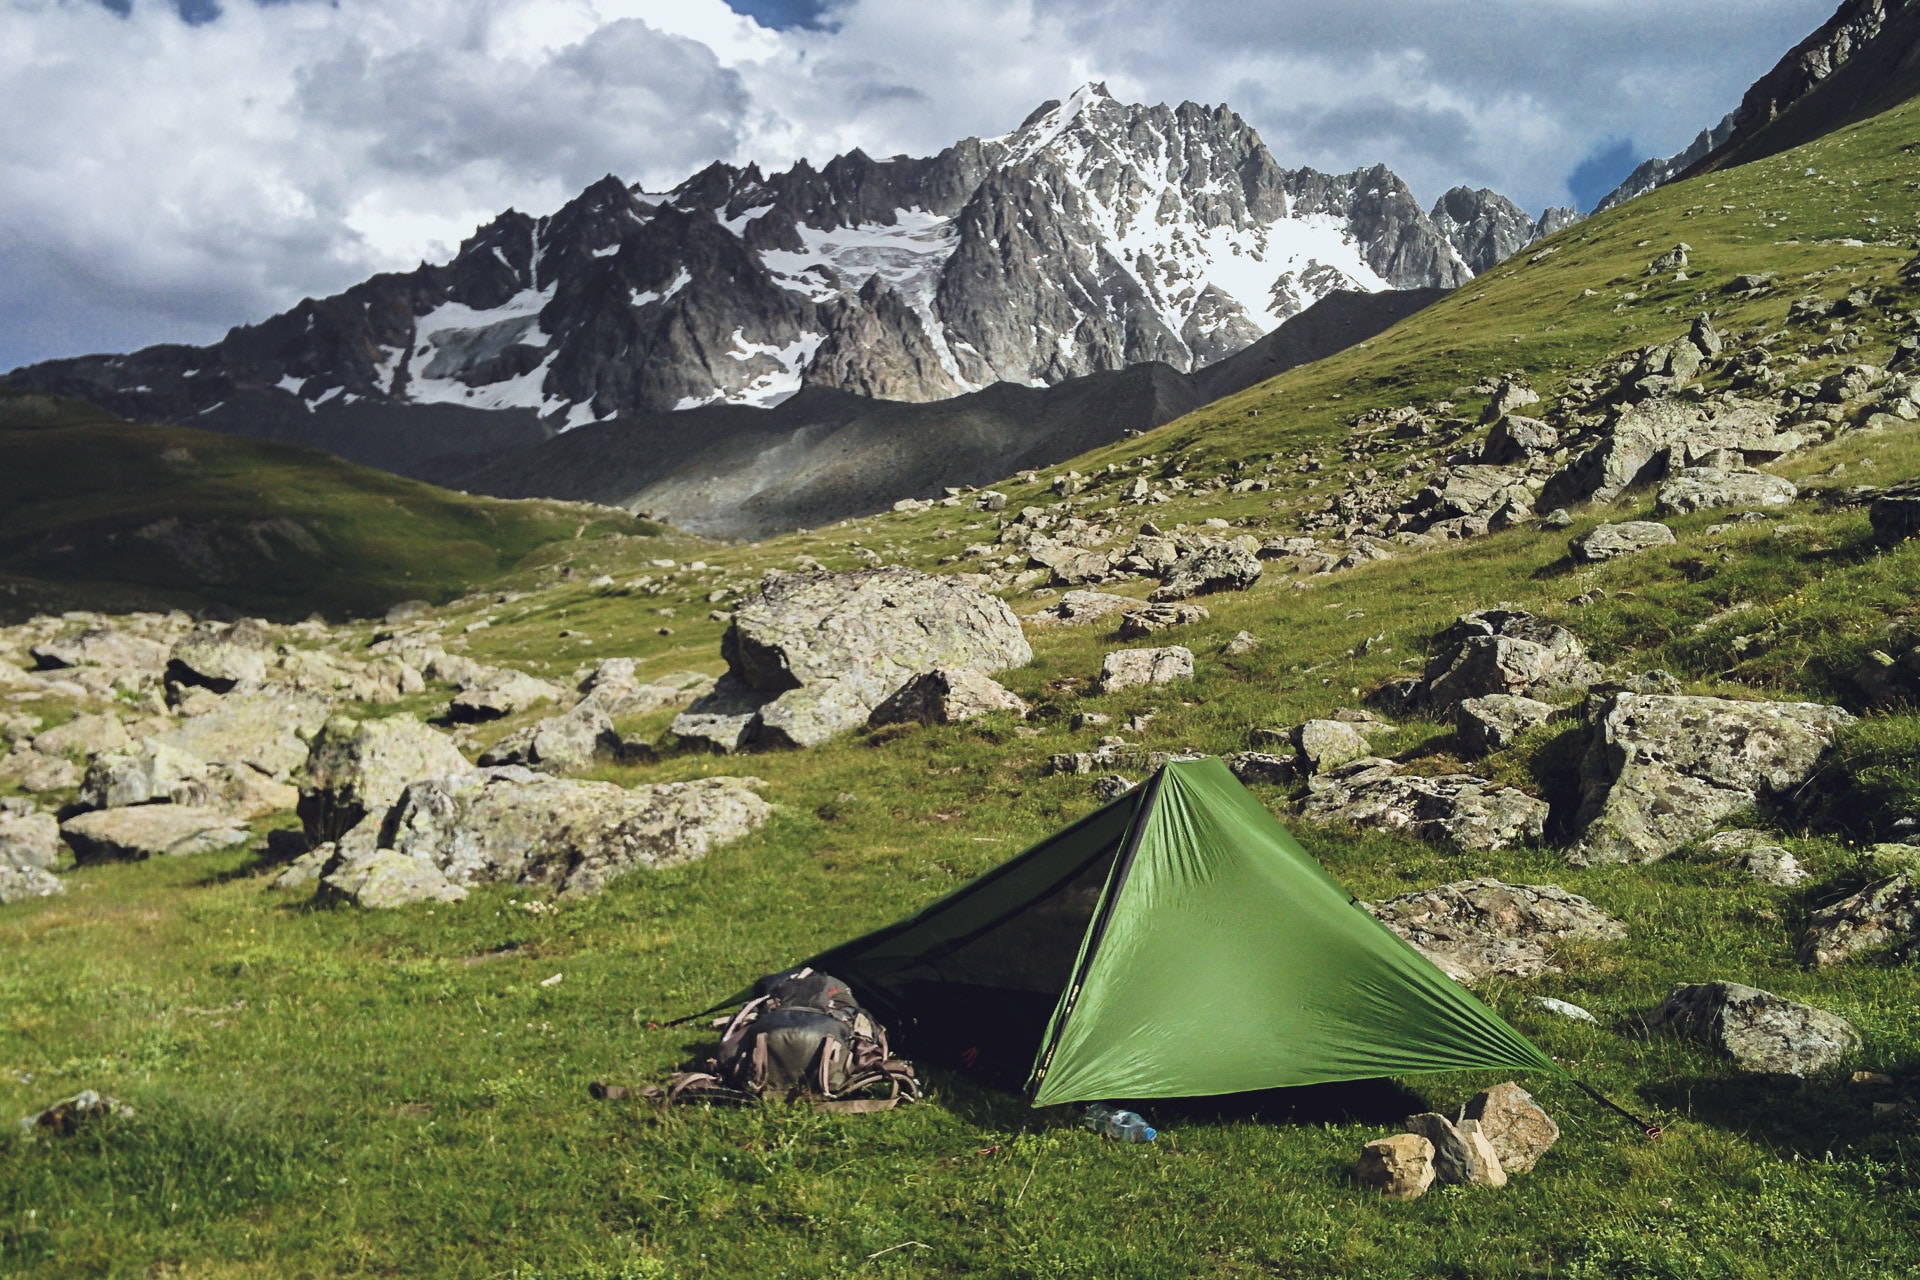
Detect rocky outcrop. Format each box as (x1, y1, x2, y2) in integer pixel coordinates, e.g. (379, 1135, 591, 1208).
(380, 768, 772, 898)
(1302, 760, 1547, 851)
(296, 714, 471, 846)
(1569, 521, 1675, 563)
(1116, 603, 1209, 638)
(867, 667, 1030, 727)
(150, 692, 331, 779)
(1149, 543, 1262, 601)
(168, 620, 272, 693)
(1455, 695, 1557, 755)
(1385, 607, 1599, 715)
(1573, 694, 1855, 865)
(1430, 187, 1573, 275)
(476, 707, 620, 774)
(60, 806, 251, 863)
(1654, 467, 1798, 515)
(1095, 646, 1195, 694)
(1646, 982, 1859, 1076)
(30, 628, 169, 677)
(33, 714, 130, 759)
(1367, 879, 1627, 982)
(447, 668, 565, 723)
(674, 569, 1030, 750)
(1024, 591, 1140, 628)
(1799, 874, 1920, 967)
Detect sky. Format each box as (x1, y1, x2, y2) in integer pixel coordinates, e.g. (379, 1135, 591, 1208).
(0, 0, 1841, 372)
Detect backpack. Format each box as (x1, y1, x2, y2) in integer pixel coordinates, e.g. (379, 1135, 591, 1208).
(654, 967, 921, 1113)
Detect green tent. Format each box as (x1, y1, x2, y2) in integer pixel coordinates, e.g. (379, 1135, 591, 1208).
(772, 757, 1558, 1105)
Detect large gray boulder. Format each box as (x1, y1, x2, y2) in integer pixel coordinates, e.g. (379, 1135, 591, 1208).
(150, 691, 330, 778)
(1541, 397, 1702, 508)
(1569, 521, 1675, 563)
(320, 850, 469, 909)
(1646, 982, 1859, 1076)
(78, 741, 209, 811)
(1095, 646, 1195, 694)
(30, 628, 169, 677)
(447, 667, 566, 723)
(1654, 466, 1798, 515)
(1799, 875, 1920, 967)
(1302, 761, 1547, 852)
(1150, 543, 1262, 602)
(868, 667, 1030, 727)
(1480, 414, 1558, 465)
(380, 768, 772, 897)
(1024, 591, 1139, 628)
(60, 806, 250, 863)
(0, 808, 61, 870)
(1573, 693, 1855, 865)
(296, 714, 471, 845)
(575, 662, 713, 719)
(477, 706, 620, 774)
(1417, 608, 1600, 713)
(0, 749, 79, 793)
(1367, 879, 1627, 982)
(33, 713, 130, 759)
(1456, 695, 1557, 755)
(674, 569, 1030, 750)
(168, 620, 271, 692)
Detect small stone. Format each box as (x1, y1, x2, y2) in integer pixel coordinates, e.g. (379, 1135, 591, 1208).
(1530, 996, 1596, 1023)
(1460, 1082, 1560, 1174)
(1404, 1112, 1506, 1187)
(1225, 631, 1260, 655)
(1569, 521, 1676, 563)
(1355, 1133, 1436, 1200)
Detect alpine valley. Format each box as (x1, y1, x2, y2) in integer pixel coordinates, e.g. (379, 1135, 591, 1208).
(4, 84, 1568, 534)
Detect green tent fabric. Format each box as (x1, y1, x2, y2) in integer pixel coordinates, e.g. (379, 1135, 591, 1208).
(773, 757, 1559, 1105)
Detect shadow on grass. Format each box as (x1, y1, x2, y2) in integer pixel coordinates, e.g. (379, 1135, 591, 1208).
(1641, 1068, 1918, 1158)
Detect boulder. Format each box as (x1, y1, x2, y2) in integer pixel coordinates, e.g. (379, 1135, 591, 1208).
(1481, 414, 1559, 464)
(1222, 752, 1294, 786)
(168, 620, 271, 692)
(1700, 830, 1809, 886)
(1459, 1082, 1559, 1174)
(867, 667, 1030, 727)
(19, 1090, 134, 1134)
(320, 850, 468, 909)
(1868, 479, 1920, 544)
(60, 805, 250, 863)
(33, 713, 131, 759)
(150, 691, 330, 778)
(30, 628, 169, 676)
(1540, 397, 1703, 508)
(380, 768, 772, 897)
(1456, 695, 1556, 756)
(1294, 719, 1372, 775)
(1418, 608, 1600, 713)
(1150, 543, 1262, 602)
(78, 741, 209, 810)
(1645, 982, 1859, 1076)
(1024, 590, 1139, 628)
(1569, 521, 1676, 563)
(1654, 466, 1798, 515)
(1573, 693, 1855, 865)
(296, 714, 471, 845)
(0, 750, 79, 793)
(1403, 1112, 1506, 1187)
(668, 675, 776, 754)
(1225, 630, 1260, 656)
(705, 568, 1029, 749)
(1367, 879, 1627, 982)
(477, 706, 620, 774)
(1303, 762, 1547, 852)
(0, 863, 63, 904)
(1355, 1134, 1436, 1200)
(1799, 874, 1920, 967)
(448, 667, 565, 723)
(1481, 379, 1541, 422)
(576, 662, 713, 718)
(1095, 647, 1195, 694)
(0, 809, 61, 869)
(1117, 603, 1209, 638)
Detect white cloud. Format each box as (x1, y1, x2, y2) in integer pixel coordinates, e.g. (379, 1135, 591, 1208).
(0, 0, 1841, 369)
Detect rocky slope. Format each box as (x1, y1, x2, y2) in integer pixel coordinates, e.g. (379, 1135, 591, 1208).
(4, 85, 1553, 435)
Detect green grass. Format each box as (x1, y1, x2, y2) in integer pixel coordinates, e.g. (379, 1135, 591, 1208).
(12, 89, 1920, 1280)
(0, 392, 661, 624)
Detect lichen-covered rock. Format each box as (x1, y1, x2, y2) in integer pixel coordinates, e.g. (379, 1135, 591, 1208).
(1799, 875, 1920, 967)
(60, 806, 250, 863)
(0, 749, 79, 793)
(700, 568, 1030, 749)
(1417, 608, 1600, 713)
(1481, 414, 1559, 464)
(1569, 521, 1676, 563)
(150, 691, 331, 778)
(1456, 695, 1557, 756)
(1024, 590, 1138, 628)
(867, 667, 1030, 727)
(1701, 830, 1809, 886)
(1540, 396, 1702, 508)
(0, 863, 63, 904)
(1356, 1133, 1435, 1200)
(1095, 646, 1195, 694)
(1303, 762, 1547, 852)
(1460, 1082, 1559, 1174)
(1654, 466, 1798, 515)
(168, 620, 271, 692)
(1367, 879, 1627, 982)
(30, 628, 170, 676)
(1117, 603, 1209, 638)
(448, 667, 566, 723)
(1150, 543, 1262, 602)
(1293, 719, 1372, 775)
(1573, 693, 1855, 865)
(0, 808, 62, 870)
(575, 662, 713, 718)
(380, 768, 772, 897)
(78, 741, 209, 811)
(296, 713, 471, 845)
(320, 850, 468, 909)
(33, 713, 131, 759)
(477, 706, 620, 774)
(1646, 982, 1859, 1076)
(1403, 1112, 1506, 1187)
(1222, 752, 1294, 786)
(668, 675, 776, 754)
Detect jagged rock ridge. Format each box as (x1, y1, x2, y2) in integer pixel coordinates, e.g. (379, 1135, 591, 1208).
(7, 85, 1556, 428)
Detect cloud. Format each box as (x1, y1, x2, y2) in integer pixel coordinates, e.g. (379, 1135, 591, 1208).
(0, 0, 1842, 369)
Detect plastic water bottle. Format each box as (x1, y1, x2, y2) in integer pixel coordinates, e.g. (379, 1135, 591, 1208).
(1083, 1102, 1156, 1142)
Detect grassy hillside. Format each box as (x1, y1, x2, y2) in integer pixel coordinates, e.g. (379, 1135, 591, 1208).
(0, 390, 658, 623)
(8, 95, 1920, 1278)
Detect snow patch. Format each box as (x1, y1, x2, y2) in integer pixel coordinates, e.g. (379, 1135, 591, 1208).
(631, 268, 692, 309)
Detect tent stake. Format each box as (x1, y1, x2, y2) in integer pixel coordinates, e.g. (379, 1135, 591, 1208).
(1569, 1077, 1663, 1140)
